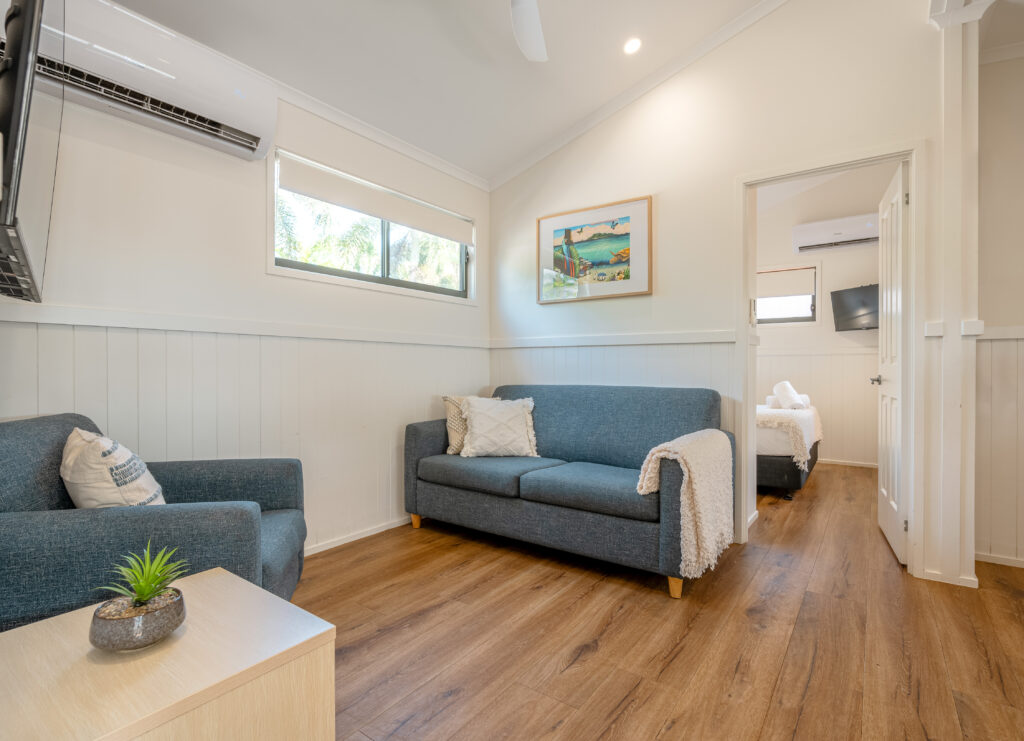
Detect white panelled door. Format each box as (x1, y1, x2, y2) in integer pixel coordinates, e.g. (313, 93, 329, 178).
(877, 165, 907, 563)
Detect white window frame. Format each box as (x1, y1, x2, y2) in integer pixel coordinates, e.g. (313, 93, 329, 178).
(755, 263, 820, 326)
(265, 148, 478, 306)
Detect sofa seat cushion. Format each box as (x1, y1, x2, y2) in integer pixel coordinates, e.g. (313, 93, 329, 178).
(260, 509, 306, 597)
(519, 462, 659, 522)
(418, 455, 566, 498)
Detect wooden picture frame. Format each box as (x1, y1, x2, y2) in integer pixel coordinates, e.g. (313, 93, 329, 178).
(536, 195, 652, 304)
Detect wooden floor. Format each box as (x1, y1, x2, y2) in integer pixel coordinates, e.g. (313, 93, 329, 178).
(293, 464, 1024, 740)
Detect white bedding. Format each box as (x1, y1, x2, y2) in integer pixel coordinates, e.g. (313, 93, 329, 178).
(756, 405, 823, 463)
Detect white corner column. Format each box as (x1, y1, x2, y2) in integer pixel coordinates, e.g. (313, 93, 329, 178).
(926, 1, 989, 586)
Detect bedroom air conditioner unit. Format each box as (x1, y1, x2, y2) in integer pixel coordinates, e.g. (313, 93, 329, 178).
(792, 213, 879, 253)
(31, 0, 277, 159)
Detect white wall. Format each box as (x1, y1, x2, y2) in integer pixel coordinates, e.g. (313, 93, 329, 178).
(979, 57, 1024, 328)
(754, 163, 894, 466)
(0, 97, 492, 553)
(489, 0, 942, 551)
(975, 56, 1024, 566)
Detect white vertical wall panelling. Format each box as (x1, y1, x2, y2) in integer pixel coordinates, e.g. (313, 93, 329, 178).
(975, 338, 1024, 567)
(238, 335, 261, 458)
(191, 333, 218, 459)
(0, 320, 490, 554)
(0, 323, 36, 419)
(37, 324, 74, 416)
(756, 350, 878, 466)
(106, 328, 139, 452)
(137, 330, 168, 462)
(165, 332, 193, 461)
(73, 326, 107, 431)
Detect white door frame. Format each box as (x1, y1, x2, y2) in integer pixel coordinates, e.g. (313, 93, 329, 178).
(734, 141, 928, 579)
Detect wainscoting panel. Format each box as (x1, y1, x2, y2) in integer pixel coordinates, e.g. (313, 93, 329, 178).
(756, 350, 879, 466)
(976, 338, 1024, 566)
(490, 343, 739, 434)
(0, 321, 490, 554)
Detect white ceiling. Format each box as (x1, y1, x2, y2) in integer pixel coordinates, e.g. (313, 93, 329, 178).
(116, 0, 777, 186)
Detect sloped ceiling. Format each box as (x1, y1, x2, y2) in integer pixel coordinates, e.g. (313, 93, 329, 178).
(117, 0, 785, 187)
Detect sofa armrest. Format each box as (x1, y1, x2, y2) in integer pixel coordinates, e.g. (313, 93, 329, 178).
(147, 459, 303, 512)
(658, 431, 736, 578)
(404, 419, 448, 514)
(0, 501, 262, 631)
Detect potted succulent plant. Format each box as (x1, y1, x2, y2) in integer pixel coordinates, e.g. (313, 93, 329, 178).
(89, 541, 189, 651)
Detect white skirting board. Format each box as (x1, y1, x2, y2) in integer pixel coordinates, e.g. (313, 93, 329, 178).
(976, 552, 1024, 569)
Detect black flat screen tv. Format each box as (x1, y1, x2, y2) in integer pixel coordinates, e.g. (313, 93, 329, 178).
(831, 284, 879, 331)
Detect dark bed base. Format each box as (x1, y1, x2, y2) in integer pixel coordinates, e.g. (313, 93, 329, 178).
(757, 441, 819, 499)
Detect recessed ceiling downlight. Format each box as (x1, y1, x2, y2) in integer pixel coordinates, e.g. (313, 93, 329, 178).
(623, 38, 642, 55)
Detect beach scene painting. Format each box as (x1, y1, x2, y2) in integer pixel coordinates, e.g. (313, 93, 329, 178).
(552, 217, 631, 285)
(537, 196, 651, 303)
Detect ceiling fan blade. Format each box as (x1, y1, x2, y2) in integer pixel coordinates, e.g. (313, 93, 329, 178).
(510, 0, 548, 62)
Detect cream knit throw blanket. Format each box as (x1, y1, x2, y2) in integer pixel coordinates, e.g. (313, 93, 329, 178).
(637, 429, 734, 579)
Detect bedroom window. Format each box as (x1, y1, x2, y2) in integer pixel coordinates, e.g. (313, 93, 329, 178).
(756, 266, 816, 324)
(272, 150, 473, 299)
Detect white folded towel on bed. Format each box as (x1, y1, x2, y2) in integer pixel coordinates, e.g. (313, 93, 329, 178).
(772, 381, 807, 409)
(766, 393, 811, 409)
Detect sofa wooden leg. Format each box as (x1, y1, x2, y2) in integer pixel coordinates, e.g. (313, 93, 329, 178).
(410, 514, 422, 529)
(667, 577, 683, 599)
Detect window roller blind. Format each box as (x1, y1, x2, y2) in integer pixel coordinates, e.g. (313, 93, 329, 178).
(757, 268, 815, 298)
(277, 152, 474, 246)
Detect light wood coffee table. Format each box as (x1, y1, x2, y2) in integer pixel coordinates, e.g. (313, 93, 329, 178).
(0, 567, 335, 740)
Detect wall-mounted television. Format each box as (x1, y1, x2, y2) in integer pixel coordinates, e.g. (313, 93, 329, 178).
(831, 284, 879, 331)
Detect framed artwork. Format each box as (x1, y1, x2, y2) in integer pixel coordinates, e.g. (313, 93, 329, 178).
(536, 196, 652, 304)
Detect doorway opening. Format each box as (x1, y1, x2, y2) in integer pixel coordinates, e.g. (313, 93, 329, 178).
(739, 151, 917, 570)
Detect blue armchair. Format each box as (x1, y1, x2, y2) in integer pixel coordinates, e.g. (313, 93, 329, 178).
(0, 413, 306, 631)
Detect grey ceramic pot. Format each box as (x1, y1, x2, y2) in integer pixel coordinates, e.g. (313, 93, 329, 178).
(89, 588, 186, 651)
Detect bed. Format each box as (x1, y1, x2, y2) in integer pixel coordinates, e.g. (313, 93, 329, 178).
(756, 404, 823, 498)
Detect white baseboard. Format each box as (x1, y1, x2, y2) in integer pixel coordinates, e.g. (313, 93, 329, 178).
(922, 568, 980, 588)
(747, 509, 760, 528)
(976, 552, 1024, 569)
(818, 458, 878, 469)
(304, 516, 411, 556)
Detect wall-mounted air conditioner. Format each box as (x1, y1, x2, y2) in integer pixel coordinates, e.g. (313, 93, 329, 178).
(792, 213, 879, 253)
(34, 0, 277, 160)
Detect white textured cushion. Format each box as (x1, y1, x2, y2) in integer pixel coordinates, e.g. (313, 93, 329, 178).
(460, 397, 539, 458)
(766, 393, 811, 409)
(60, 428, 165, 509)
(442, 395, 495, 455)
(772, 381, 807, 410)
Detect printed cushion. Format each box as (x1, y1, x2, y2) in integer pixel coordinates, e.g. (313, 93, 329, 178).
(59, 427, 165, 508)
(443, 395, 489, 455)
(460, 397, 539, 458)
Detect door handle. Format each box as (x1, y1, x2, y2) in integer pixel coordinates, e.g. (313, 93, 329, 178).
(869, 375, 882, 385)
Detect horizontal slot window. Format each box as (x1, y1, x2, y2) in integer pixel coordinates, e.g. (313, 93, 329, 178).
(273, 150, 472, 298)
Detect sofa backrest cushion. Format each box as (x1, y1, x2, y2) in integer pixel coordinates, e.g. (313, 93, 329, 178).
(0, 413, 101, 512)
(493, 385, 721, 470)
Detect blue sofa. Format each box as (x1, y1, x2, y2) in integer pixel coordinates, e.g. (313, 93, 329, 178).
(0, 413, 306, 630)
(405, 385, 734, 597)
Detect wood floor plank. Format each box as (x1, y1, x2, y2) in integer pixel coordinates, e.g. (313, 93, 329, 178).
(862, 568, 963, 740)
(759, 592, 866, 740)
(952, 691, 1024, 741)
(552, 670, 691, 740)
(806, 511, 873, 604)
(447, 682, 575, 741)
(927, 579, 1024, 709)
(283, 464, 1006, 741)
(665, 564, 811, 739)
(359, 574, 614, 739)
